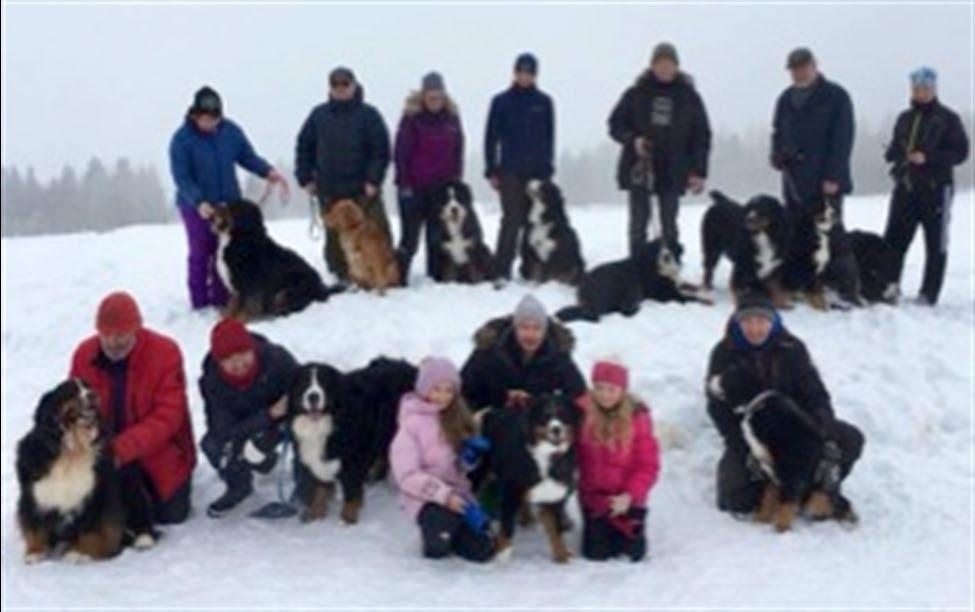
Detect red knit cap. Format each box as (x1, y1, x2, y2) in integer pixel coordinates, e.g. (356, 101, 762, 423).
(210, 318, 255, 360)
(591, 361, 629, 390)
(96, 291, 143, 335)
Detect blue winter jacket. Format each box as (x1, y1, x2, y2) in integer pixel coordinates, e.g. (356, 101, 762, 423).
(169, 118, 272, 208)
(483, 85, 555, 180)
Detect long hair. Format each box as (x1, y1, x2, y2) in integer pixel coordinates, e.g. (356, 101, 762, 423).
(438, 394, 476, 452)
(585, 391, 637, 451)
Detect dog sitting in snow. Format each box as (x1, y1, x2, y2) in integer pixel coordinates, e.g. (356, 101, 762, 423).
(288, 358, 417, 524)
(427, 181, 494, 283)
(16, 379, 153, 563)
(210, 200, 338, 319)
(480, 392, 578, 563)
(785, 198, 862, 310)
(323, 199, 401, 293)
(518, 180, 585, 285)
(556, 239, 712, 323)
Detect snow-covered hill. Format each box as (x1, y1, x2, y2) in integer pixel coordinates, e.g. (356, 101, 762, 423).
(2, 193, 972, 609)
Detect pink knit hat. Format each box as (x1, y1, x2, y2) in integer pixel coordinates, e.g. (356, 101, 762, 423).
(415, 357, 461, 397)
(591, 361, 629, 390)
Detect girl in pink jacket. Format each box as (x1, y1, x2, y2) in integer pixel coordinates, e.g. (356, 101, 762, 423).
(389, 357, 495, 562)
(576, 361, 661, 561)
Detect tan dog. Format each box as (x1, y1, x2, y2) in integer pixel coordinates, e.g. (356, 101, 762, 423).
(322, 199, 400, 293)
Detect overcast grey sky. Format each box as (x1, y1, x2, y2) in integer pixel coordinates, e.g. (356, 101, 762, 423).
(2, 2, 972, 182)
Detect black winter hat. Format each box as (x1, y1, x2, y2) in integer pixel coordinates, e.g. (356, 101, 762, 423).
(329, 66, 356, 85)
(734, 292, 776, 321)
(651, 42, 679, 65)
(786, 47, 815, 69)
(191, 86, 222, 117)
(514, 52, 538, 74)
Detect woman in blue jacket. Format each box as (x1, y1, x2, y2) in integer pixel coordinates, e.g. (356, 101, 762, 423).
(169, 86, 287, 309)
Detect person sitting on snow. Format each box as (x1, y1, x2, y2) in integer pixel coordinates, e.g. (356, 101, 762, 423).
(199, 319, 297, 518)
(70, 292, 196, 533)
(704, 292, 864, 521)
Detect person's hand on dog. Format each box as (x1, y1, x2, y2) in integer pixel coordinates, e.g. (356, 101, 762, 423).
(447, 492, 467, 513)
(268, 395, 288, 420)
(822, 180, 839, 196)
(908, 150, 926, 165)
(197, 201, 215, 219)
(506, 389, 530, 409)
(609, 492, 631, 516)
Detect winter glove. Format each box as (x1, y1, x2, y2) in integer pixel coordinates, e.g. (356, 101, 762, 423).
(462, 500, 491, 535)
(609, 492, 632, 517)
(459, 436, 491, 473)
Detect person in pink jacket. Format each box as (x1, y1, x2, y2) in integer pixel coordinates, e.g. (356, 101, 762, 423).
(389, 357, 495, 562)
(575, 361, 661, 561)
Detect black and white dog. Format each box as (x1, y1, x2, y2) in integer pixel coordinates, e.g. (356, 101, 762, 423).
(735, 390, 836, 533)
(211, 200, 339, 319)
(785, 198, 862, 310)
(848, 230, 900, 304)
(288, 358, 416, 524)
(481, 392, 578, 563)
(557, 240, 712, 323)
(16, 379, 154, 563)
(427, 181, 494, 283)
(519, 180, 585, 285)
(701, 190, 747, 290)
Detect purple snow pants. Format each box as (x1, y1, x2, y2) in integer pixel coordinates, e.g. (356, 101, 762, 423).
(179, 205, 229, 309)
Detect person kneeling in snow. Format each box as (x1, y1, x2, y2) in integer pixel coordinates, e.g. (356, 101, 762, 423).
(576, 361, 660, 562)
(199, 319, 297, 518)
(389, 358, 495, 562)
(705, 292, 864, 520)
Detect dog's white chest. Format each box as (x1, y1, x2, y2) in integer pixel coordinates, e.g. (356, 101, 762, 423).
(291, 415, 340, 483)
(753, 232, 779, 279)
(33, 450, 98, 514)
(526, 200, 556, 262)
(441, 219, 472, 265)
(527, 440, 570, 504)
(216, 232, 235, 293)
(813, 231, 830, 274)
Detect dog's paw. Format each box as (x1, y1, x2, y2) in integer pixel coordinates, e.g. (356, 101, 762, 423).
(24, 551, 46, 565)
(132, 532, 156, 551)
(63, 550, 93, 564)
(551, 548, 572, 564)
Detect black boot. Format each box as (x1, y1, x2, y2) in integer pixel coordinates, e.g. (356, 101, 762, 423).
(207, 476, 253, 518)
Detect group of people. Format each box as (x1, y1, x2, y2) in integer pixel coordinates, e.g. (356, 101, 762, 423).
(169, 43, 968, 309)
(62, 287, 861, 562)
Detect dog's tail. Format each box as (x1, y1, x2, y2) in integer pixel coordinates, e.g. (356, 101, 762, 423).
(555, 304, 599, 323)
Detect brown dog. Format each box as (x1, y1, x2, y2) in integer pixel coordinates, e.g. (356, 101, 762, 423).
(322, 199, 400, 293)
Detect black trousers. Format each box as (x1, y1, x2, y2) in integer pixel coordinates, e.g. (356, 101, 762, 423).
(395, 189, 442, 282)
(417, 503, 494, 562)
(119, 464, 192, 527)
(883, 183, 953, 304)
(581, 507, 648, 562)
(492, 174, 532, 279)
(627, 187, 682, 260)
(716, 419, 864, 514)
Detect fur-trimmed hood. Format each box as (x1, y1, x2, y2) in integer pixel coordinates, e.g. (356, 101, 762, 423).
(472, 315, 575, 354)
(402, 91, 459, 117)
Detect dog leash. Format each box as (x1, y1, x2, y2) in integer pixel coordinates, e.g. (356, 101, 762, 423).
(250, 433, 299, 520)
(256, 179, 292, 207)
(308, 195, 324, 241)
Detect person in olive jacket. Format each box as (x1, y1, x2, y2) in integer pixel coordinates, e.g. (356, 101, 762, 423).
(295, 67, 392, 280)
(199, 319, 298, 518)
(883, 67, 970, 306)
(608, 42, 711, 260)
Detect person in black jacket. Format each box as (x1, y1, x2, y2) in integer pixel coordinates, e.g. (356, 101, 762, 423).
(460, 294, 585, 412)
(483, 53, 556, 284)
(882, 67, 970, 306)
(609, 42, 711, 259)
(771, 48, 855, 219)
(705, 293, 864, 518)
(199, 319, 298, 518)
(295, 67, 392, 280)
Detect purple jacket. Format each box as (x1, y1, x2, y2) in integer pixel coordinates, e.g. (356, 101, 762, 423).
(394, 93, 464, 192)
(389, 392, 471, 521)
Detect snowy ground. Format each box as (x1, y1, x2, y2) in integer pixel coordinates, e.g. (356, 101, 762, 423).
(1, 192, 972, 609)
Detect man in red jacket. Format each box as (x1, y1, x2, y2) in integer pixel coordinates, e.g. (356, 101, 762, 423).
(70, 292, 196, 527)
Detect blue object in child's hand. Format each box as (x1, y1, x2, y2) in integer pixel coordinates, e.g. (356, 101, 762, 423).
(462, 501, 491, 534)
(459, 436, 491, 472)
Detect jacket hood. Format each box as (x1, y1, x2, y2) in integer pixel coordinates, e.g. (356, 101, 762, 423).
(402, 91, 459, 117)
(472, 315, 575, 353)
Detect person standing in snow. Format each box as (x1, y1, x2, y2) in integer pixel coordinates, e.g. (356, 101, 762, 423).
(575, 361, 661, 562)
(295, 67, 393, 282)
(882, 67, 969, 306)
(608, 42, 712, 260)
(704, 293, 864, 520)
(483, 53, 555, 284)
(169, 86, 288, 310)
(198, 319, 297, 518)
(389, 358, 495, 562)
(69, 292, 196, 532)
(770, 48, 855, 219)
(393, 71, 465, 281)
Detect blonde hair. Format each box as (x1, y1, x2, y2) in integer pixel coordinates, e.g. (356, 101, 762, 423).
(585, 391, 638, 451)
(438, 394, 476, 452)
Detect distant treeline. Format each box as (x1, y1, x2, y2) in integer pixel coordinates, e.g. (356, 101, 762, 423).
(2, 113, 970, 237)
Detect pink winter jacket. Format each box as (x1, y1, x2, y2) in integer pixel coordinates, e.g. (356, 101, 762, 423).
(389, 393, 472, 521)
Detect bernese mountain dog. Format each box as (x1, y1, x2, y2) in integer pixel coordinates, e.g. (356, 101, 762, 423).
(288, 358, 417, 524)
(210, 199, 339, 319)
(480, 392, 578, 563)
(701, 190, 747, 290)
(556, 239, 712, 323)
(785, 198, 862, 310)
(848, 230, 900, 304)
(16, 379, 153, 563)
(427, 181, 494, 284)
(519, 180, 585, 285)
